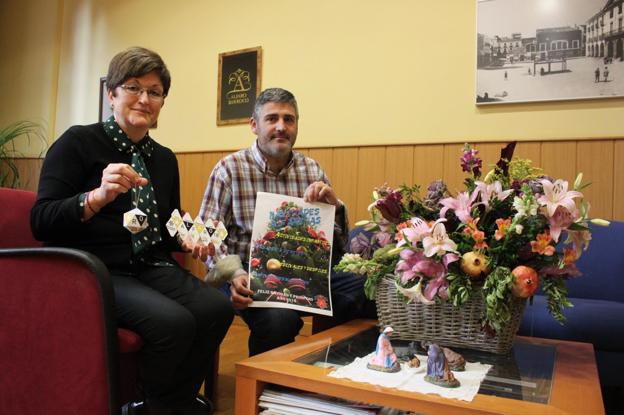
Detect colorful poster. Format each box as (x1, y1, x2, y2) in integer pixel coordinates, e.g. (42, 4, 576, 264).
(248, 192, 335, 316)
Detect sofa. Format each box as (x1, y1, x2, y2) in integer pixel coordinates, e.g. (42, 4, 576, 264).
(518, 220, 624, 390)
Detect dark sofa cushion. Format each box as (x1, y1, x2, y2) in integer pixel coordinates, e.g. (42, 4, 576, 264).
(520, 295, 624, 353)
(564, 221, 624, 302)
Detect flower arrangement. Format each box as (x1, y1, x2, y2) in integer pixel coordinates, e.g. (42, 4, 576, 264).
(336, 143, 609, 333)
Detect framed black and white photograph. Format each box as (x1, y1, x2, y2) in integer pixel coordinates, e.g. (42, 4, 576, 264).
(476, 0, 624, 104)
(217, 46, 262, 125)
(99, 77, 113, 122)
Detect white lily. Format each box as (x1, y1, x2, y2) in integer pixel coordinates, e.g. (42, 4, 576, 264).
(422, 222, 457, 257)
(394, 280, 435, 304)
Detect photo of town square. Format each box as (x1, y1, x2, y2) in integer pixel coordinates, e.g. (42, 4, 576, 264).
(477, 0, 624, 104)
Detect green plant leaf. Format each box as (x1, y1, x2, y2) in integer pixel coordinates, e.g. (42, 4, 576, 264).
(0, 120, 47, 188)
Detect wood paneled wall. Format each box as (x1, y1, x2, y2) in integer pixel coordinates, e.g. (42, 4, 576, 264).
(10, 139, 623, 278)
(15, 140, 621, 222)
(177, 139, 624, 224)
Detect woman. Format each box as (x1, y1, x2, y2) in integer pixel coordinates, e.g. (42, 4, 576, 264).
(31, 47, 233, 415)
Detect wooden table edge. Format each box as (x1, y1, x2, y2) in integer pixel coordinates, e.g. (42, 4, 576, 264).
(235, 319, 604, 415)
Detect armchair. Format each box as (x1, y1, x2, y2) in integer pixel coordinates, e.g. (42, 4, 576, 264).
(0, 247, 119, 415)
(0, 187, 142, 407)
(1, 188, 219, 407)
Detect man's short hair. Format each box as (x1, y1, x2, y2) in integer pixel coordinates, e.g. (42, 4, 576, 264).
(252, 88, 299, 121)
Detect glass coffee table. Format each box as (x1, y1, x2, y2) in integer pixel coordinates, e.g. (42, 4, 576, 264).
(235, 319, 604, 414)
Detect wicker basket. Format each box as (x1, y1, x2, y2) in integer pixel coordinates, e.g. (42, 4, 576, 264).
(375, 275, 526, 354)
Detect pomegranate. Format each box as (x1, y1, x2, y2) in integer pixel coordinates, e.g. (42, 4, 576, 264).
(511, 265, 539, 298)
(460, 251, 490, 279)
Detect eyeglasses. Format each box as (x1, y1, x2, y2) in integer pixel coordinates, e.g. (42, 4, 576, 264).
(119, 84, 166, 101)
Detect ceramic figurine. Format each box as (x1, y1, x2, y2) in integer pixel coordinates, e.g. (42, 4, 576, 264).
(408, 355, 421, 368)
(367, 326, 401, 373)
(424, 343, 460, 388)
(442, 347, 466, 371)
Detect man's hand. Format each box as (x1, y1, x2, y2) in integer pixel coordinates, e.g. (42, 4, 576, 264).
(180, 239, 215, 263)
(230, 274, 254, 310)
(304, 181, 342, 208)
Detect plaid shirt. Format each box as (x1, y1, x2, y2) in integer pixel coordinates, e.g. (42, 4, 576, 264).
(199, 140, 348, 267)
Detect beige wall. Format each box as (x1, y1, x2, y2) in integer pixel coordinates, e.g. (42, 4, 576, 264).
(0, 0, 62, 151)
(1, 0, 623, 157)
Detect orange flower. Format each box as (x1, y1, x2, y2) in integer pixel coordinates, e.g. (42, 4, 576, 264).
(472, 230, 488, 250)
(563, 247, 577, 264)
(463, 217, 480, 236)
(530, 232, 555, 256)
(495, 218, 512, 241)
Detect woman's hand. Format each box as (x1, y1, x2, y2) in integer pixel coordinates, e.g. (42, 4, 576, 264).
(91, 163, 149, 209)
(180, 239, 215, 263)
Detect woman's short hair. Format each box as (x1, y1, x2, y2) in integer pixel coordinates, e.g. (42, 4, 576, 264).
(106, 47, 171, 96)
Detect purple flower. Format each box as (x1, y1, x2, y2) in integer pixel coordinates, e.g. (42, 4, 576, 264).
(460, 144, 482, 177)
(424, 180, 449, 208)
(539, 263, 582, 278)
(350, 232, 375, 259)
(375, 231, 393, 247)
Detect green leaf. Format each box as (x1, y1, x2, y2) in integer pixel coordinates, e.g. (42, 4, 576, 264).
(0, 120, 47, 188)
(568, 222, 589, 232)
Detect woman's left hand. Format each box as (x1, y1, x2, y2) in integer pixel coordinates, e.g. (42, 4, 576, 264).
(180, 238, 215, 262)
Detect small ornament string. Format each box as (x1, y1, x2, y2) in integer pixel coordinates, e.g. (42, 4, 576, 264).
(132, 184, 141, 208)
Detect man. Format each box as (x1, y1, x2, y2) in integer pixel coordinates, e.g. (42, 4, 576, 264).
(198, 88, 373, 356)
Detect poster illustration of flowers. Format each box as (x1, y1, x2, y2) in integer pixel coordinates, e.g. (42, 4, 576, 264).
(248, 192, 335, 316)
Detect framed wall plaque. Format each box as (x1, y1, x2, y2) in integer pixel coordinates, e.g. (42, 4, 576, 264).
(217, 46, 262, 125)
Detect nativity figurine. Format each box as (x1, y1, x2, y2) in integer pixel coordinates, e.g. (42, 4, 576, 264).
(442, 346, 466, 371)
(408, 355, 421, 368)
(367, 326, 401, 373)
(424, 343, 460, 388)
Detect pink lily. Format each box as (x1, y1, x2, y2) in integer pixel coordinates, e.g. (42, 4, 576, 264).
(538, 179, 583, 217)
(439, 191, 477, 223)
(422, 222, 458, 257)
(546, 205, 578, 243)
(395, 250, 459, 284)
(396, 250, 445, 283)
(474, 181, 514, 209)
(566, 229, 592, 259)
(397, 217, 446, 248)
(423, 276, 450, 301)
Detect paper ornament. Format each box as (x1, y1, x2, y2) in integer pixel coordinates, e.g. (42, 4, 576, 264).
(166, 210, 228, 248)
(123, 208, 149, 234)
